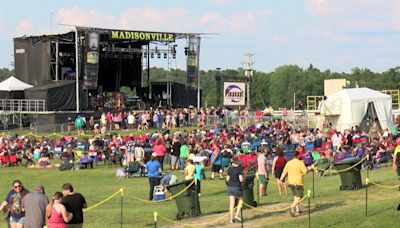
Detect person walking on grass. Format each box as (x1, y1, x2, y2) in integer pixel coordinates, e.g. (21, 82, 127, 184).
(226, 157, 243, 224)
(279, 151, 310, 217)
(61, 183, 87, 228)
(257, 148, 269, 198)
(272, 148, 288, 195)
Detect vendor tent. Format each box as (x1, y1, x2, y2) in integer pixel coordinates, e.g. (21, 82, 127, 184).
(0, 76, 33, 99)
(320, 87, 392, 132)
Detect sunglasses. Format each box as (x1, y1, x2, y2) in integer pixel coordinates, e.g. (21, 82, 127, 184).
(14, 185, 21, 189)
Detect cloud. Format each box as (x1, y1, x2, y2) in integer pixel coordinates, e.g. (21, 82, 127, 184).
(206, 0, 238, 6)
(307, 0, 335, 15)
(57, 6, 116, 29)
(13, 17, 34, 37)
(53, 6, 272, 38)
(0, 15, 4, 38)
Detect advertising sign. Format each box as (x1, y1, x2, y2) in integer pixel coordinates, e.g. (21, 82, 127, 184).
(223, 82, 245, 106)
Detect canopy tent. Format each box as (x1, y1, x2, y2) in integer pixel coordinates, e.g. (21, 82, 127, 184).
(0, 76, 33, 99)
(320, 87, 392, 132)
(0, 76, 33, 91)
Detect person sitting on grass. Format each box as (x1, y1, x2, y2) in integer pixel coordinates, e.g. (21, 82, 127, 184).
(38, 154, 54, 168)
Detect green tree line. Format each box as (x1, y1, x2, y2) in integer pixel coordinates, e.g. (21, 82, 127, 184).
(2, 65, 400, 109)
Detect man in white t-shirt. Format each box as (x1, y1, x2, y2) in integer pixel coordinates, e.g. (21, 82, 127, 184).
(127, 112, 135, 129)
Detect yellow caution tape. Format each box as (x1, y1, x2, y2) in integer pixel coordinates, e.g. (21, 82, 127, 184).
(84, 188, 123, 212)
(156, 204, 239, 227)
(242, 192, 309, 213)
(131, 180, 196, 203)
(315, 156, 367, 173)
(367, 179, 400, 189)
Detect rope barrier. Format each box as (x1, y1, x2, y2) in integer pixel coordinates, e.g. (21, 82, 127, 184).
(156, 204, 239, 227)
(84, 188, 123, 212)
(366, 178, 400, 189)
(315, 156, 367, 173)
(130, 180, 196, 203)
(242, 190, 310, 213)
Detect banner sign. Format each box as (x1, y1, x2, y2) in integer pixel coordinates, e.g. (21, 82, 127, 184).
(186, 36, 200, 88)
(83, 31, 100, 89)
(223, 82, 246, 106)
(110, 30, 175, 42)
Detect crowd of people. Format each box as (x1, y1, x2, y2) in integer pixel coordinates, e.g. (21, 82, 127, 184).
(67, 106, 277, 134)
(1, 112, 400, 224)
(0, 181, 86, 228)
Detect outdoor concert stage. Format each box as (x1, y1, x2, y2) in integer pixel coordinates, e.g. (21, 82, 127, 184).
(13, 26, 202, 113)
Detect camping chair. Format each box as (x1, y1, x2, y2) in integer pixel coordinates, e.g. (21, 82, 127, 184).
(314, 158, 331, 177)
(125, 162, 143, 177)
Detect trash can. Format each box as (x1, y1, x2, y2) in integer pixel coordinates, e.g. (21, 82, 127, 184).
(334, 157, 362, 190)
(166, 179, 201, 220)
(242, 175, 257, 207)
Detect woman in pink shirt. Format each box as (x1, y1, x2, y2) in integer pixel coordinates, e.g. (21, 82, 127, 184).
(46, 192, 72, 228)
(153, 138, 166, 170)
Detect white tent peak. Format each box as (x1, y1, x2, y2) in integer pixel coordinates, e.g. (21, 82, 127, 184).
(330, 87, 390, 100)
(320, 87, 392, 132)
(0, 76, 33, 91)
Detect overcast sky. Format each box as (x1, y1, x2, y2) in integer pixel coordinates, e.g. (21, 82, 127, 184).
(1, 0, 400, 73)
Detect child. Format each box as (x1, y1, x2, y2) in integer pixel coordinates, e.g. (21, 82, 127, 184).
(193, 157, 205, 196)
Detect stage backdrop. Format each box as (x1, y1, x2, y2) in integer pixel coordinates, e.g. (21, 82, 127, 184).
(223, 82, 245, 106)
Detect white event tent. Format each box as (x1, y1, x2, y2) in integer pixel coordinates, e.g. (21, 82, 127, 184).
(0, 76, 33, 92)
(319, 87, 392, 132)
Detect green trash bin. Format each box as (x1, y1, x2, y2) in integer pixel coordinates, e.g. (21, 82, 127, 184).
(242, 174, 257, 207)
(334, 157, 362, 190)
(166, 179, 201, 220)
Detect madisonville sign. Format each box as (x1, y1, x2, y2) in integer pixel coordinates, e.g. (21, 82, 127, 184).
(110, 30, 175, 42)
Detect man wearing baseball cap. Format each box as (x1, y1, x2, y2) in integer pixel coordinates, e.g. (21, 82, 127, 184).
(22, 185, 49, 228)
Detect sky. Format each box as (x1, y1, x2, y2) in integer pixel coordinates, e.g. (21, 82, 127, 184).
(1, 0, 400, 73)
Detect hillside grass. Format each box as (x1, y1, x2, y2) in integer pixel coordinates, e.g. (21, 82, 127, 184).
(0, 162, 399, 227)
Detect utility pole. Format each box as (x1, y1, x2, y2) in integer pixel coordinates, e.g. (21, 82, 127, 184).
(243, 53, 254, 110)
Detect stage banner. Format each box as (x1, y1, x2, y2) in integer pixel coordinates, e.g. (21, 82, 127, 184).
(83, 31, 100, 89)
(186, 36, 200, 88)
(223, 82, 245, 106)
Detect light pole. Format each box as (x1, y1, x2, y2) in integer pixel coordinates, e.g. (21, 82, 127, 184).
(245, 69, 253, 110)
(293, 91, 301, 111)
(215, 67, 221, 107)
(50, 12, 53, 34)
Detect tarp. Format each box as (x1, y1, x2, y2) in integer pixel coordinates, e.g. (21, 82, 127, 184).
(24, 81, 79, 111)
(320, 87, 392, 132)
(0, 76, 33, 91)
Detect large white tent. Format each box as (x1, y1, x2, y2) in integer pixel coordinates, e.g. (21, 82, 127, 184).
(0, 76, 33, 91)
(320, 87, 392, 132)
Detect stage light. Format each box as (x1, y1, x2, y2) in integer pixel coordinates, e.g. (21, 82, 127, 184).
(164, 53, 167, 59)
(151, 52, 154, 58)
(144, 52, 147, 58)
(184, 47, 189, 56)
(172, 53, 176, 59)
(157, 52, 161, 58)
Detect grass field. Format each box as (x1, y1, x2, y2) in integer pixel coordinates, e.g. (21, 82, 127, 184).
(0, 162, 399, 228)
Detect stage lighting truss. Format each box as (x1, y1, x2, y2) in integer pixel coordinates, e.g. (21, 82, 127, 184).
(102, 43, 177, 60)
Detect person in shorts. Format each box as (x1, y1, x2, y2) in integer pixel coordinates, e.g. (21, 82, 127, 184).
(280, 151, 309, 217)
(0, 180, 30, 228)
(257, 148, 269, 198)
(226, 157, 243, 223)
